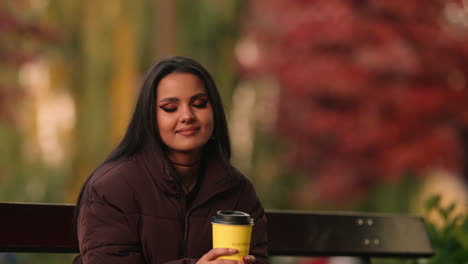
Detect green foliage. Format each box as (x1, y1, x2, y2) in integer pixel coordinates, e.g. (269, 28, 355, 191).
(424, 195, 468, 264)
(361, 174, 421, 214)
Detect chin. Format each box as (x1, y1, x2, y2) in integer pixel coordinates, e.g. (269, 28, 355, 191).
(173, 143, 207, 153)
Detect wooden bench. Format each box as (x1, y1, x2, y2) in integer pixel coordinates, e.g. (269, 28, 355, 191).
(0, 202, 434, 263)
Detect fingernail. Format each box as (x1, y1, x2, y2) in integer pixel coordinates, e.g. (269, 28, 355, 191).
(229, 248, 237, 253)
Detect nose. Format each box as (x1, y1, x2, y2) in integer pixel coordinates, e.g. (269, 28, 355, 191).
(180, 106, 195, 123)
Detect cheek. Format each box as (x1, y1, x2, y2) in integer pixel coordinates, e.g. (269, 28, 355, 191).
(203, 113, 215, 133)
(157, 115, 174, 134)
(206, 120, 214, 136)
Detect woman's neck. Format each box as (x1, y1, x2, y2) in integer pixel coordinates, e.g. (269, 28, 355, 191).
(170, 159, 200, 167)
(168, 152, 201, 194)
(168, 150, 201, 168)
(172, 162, 199, 194)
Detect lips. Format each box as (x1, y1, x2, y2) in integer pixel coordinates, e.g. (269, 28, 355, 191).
(176, 127, 200, 136)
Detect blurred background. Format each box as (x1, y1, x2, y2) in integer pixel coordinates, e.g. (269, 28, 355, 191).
(0, 0, 467, 263)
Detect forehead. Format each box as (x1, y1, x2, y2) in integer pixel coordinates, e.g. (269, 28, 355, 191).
(156, 72, 206, 98)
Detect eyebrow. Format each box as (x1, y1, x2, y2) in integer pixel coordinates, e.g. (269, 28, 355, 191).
(159, 93, 208, 103)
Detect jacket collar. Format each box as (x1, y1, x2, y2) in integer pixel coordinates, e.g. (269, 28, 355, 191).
(190, 157, 242, 209)
(137, 147, 242, 204)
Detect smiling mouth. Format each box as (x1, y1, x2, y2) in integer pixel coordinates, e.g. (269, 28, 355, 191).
(176, 128, 200, 136)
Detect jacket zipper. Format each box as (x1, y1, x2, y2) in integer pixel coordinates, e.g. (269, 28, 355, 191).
(182, 196, 195, 258)
(183, 208, 191, 257)
(180, 180, 229, 258)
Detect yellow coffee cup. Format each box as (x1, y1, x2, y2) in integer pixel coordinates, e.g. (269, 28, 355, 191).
(212, 210, 254, 261)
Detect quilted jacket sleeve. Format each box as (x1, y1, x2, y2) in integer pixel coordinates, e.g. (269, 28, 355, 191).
(77, 184, 144, 264)
(76, 163, 202, 264)
(236, 179, 268, 264)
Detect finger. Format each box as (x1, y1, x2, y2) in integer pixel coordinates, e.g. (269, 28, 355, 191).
(213, 260, 244, 264)
(202, 248, 238, 261)
(243, 255, 255, 264)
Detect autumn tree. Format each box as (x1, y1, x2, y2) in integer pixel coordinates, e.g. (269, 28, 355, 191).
(0, 1, 56, 124)
(239, 0, 468, 206)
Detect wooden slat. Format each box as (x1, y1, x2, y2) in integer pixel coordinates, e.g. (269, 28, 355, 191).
(0, 203, 77, 253)
(266, 210, 434, 257)
(0, 203, 434, 258)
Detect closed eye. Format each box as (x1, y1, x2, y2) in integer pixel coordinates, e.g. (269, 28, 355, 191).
(159, 105, 177, 112)
(193, 100, 208, 108)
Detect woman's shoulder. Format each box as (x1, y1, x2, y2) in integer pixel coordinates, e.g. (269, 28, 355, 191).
(86, 155, 150, 200)
(83, 156, 144, 213)
(228, 166, 265, 217)
(229, 166, 257, 191)
(89, 156, 141, 187)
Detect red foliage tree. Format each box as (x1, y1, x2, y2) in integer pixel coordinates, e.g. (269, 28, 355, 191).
(0, 1, 57, 124)
(239, 0, 468, 205)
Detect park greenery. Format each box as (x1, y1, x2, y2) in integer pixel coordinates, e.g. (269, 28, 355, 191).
(1, 1, 467, 264)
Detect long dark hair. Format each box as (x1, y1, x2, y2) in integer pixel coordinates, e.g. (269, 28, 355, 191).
(74, 56, 232, 234)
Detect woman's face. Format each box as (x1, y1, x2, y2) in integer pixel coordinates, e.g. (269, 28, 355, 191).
(156, 72, 214, 158)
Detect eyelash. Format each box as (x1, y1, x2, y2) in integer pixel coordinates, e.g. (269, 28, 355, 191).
(160, 101, 208, 113)
(193, 101, 208, 108)
(160, 106, 177, 113)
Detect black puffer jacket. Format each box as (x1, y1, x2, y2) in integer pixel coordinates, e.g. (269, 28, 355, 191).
(75, 150, 268, 264)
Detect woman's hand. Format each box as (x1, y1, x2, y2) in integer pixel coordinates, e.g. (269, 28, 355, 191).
(197, 249, 255, 264)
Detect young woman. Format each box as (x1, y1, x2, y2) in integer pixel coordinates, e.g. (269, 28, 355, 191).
(73, 56, 268, 264)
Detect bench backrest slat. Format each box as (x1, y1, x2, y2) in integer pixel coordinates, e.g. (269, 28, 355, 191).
(0, 203, 76, 253)
(267, 210, 433, 257)
(0, 203, 434, 258)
